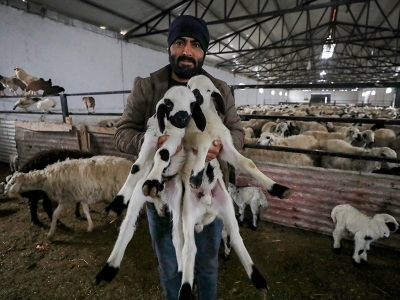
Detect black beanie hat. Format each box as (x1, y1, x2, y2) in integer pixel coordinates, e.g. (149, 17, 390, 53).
(167, 15, 210, 53)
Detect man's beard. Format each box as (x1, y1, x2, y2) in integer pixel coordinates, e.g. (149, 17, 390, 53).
(169, 54, 204, 79)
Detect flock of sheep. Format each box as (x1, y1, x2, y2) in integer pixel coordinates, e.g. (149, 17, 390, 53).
(237, 103, 400, 174)
(0, 76, 399, 298)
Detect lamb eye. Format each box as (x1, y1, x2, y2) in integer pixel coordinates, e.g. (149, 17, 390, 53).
(164, 98, 173, 108)
(207, 89, 211, 92)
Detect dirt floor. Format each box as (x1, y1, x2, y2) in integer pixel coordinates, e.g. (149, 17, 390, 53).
(0, 161, 399, 300)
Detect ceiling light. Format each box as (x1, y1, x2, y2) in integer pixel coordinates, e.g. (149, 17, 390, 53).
(100, 26, 106, 29)
(259, 88, 264, 94)
(271, 90, 275, 95)
(120, 30, 127, 35)
(371, 90, 376, 95)
(320, 70, 326, 76)
(386, 88, 392, 94)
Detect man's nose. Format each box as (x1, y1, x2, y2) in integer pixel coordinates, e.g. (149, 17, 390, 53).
(183, 44, 193, 56)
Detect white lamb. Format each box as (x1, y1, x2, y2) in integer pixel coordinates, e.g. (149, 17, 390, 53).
(331, 204, 399, 264)
(95, 85, 205, 286)
(177, 75, 285, 297)
(4, 155, 133, 240)
(228, 183, 268, 229)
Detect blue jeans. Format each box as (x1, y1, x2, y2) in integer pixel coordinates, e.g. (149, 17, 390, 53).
(146, 202, 223, 300)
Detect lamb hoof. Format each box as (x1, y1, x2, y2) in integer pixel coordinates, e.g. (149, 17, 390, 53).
(221, 252, 231, 261)
(360, 259, 369, 266)
(142, 180, 164, 198)
(94, 263, 119, 285)
(351, 259, 362, 268)
(333, 247, 341, 254)
(104, 195, 128, 216)
(268, 183, 292, 199)
(178, 283, 192, 300)
(250, 225, 257, 231)
(190, 170, 204, 189)
(32, 219, 45, 227)
(238, 221, 244, 227)
(250, 265, 268, 290)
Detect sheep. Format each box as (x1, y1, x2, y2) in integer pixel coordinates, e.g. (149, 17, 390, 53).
(0, 75, 26, 95)
(95, 85, 205, 285)
(14, 67, 39, 86)
(185, 75, 291, 200)
(178, 152, 268, 298)
(319, 139, 398, 172)
(243, 127, 254, 138)
(261, 120, 290, 137)
(82, 96, 95, 113)
(331, 204, 399, 265)
(42, 85, 65, 96)
(0, 80, 5, 96)
(373, 128, 396, 148)
(95, 118, 120, 128)
(176, 74, 282, 296)
(102, 85, 205, 217)
(252, 132, 319, 167)
(5, 155, 132, 240)
(37, 98, 57, 113)
(9, 154, 18, 173)
(14, 149, 94, 226)
(287, 120, 329, 134)
(25, 78, 52, 94)
(228, 183, 268, 230)
(13, 96, 41, 111)
(301, 127, 364, 147)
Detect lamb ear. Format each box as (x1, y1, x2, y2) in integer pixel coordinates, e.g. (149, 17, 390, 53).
(156, 103, 167, 133)
(211, 91, 225, 115)
(385, 221, 397, 232)
(192, 103, 206, 132)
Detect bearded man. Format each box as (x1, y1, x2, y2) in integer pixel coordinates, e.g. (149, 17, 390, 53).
(115, 15, 244, 300)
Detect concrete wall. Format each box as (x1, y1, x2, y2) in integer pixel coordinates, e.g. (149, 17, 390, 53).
(0, 4, 257, 125)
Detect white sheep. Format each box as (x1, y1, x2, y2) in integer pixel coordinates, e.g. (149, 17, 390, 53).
(14, 67, 39, 86)
(331, 204, 399, 264)
(37, 98, 57, 113)
(177, 74, 276, 296)
(95, 85, 205, 285)
(301, 127, 363, 147)
(319, 139, 398, 172)
(5, 155, 132, 240)
(228, 183, 268, 229)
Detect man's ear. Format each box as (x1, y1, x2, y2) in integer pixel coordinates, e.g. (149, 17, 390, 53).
(192, 103, 206, 131)
(156, 103, 167, 133)
(211, 91, 225, 115)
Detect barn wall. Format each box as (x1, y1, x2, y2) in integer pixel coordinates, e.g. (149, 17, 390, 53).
(236, 163, 400, 251)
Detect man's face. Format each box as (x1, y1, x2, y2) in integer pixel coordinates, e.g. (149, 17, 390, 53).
(169, 37, 205, 79)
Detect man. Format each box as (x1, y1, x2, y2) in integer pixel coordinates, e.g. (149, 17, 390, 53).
(115, 15, 244, 300)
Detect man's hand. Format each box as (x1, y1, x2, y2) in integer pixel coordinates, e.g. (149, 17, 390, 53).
(206, 140, 222, 162)
(157, 135, 183, 155)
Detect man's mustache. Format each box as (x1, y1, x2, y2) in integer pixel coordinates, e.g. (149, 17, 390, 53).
(177, 56, 197, 65)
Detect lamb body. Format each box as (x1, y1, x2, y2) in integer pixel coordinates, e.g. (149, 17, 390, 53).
(331, 204, 399, 264)
(228, 183, 268, 229)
